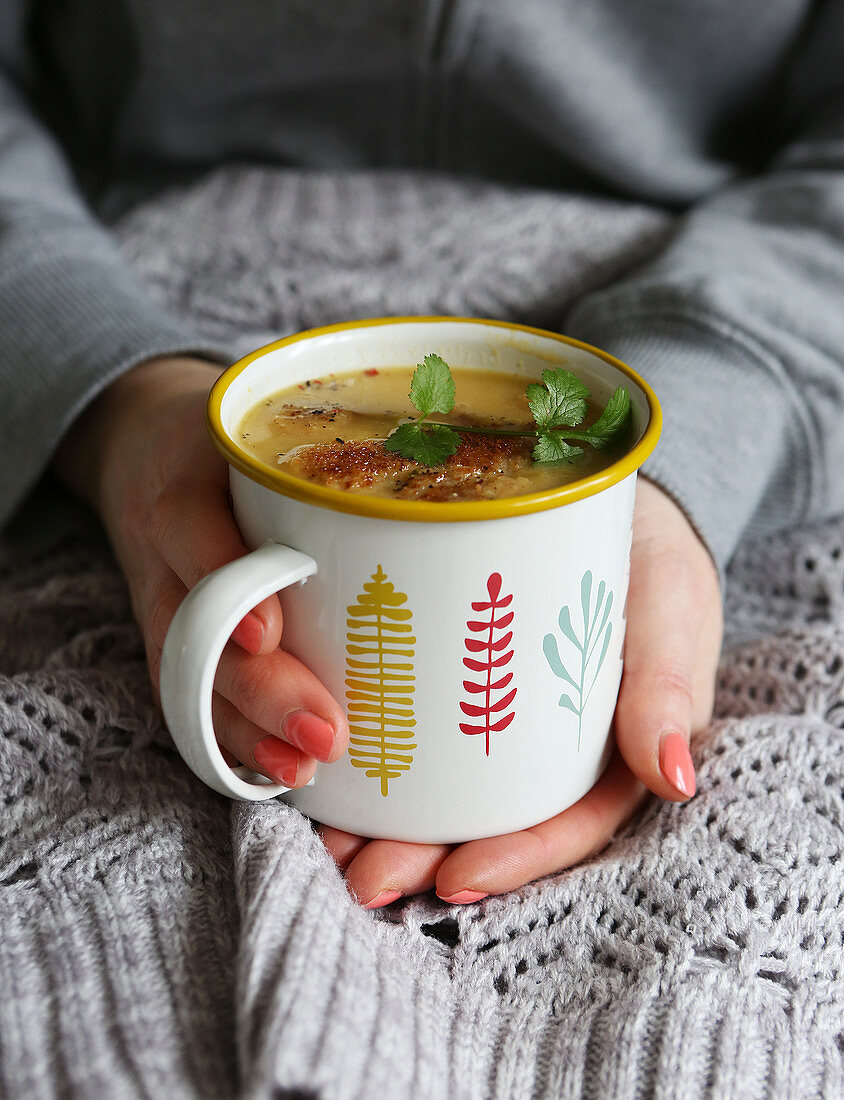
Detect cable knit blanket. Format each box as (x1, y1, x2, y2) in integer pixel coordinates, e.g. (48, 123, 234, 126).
(1, 168, 843, 1098)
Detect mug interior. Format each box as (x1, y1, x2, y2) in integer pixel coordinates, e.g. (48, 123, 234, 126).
(210, 317, 661, 519)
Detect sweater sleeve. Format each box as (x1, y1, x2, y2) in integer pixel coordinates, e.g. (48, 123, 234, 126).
(564, 2, 844, 571)
(0, 63, 233, 528)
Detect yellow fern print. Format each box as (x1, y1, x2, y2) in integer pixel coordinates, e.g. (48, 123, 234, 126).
(345, 565, 417, 797)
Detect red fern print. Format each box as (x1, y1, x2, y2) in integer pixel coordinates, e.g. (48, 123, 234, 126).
(460, 573, 517, 755)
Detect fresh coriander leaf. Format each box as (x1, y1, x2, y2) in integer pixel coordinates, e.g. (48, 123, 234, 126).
(525, 368, 590, 431)
(408, 354, 456, 417)
(533, 432, 584, 465)
(384, 421, 461, 465)
(383, 422, 429, 460)
(578, 386, 631, 450)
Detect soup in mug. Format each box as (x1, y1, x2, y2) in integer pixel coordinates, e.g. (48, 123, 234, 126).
(236, 365, 618, 501)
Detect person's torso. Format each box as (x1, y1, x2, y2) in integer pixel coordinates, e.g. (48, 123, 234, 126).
(7, 0, 818, 207)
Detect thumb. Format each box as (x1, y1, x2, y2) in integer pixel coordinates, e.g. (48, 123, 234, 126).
(614, 551, 707, 803)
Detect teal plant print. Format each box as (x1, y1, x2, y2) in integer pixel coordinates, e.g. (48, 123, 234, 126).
(543, 570, 614, 750)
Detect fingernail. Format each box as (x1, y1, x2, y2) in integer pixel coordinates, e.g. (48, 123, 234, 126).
(659, 732, 696, 798)
(363, 890, 403, 909)
(438, 890, 488, 905)
(253, 735, 297, 784)
(281, 761, 298, 787)
(282, 710, 335, 760)
(232, 612, 264, 653)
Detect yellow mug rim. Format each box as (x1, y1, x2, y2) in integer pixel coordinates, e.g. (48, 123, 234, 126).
(206, 316, 662, 522)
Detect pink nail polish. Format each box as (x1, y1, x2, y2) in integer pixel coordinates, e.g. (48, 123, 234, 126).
(363, 890, 403, 909)
(281, 762, 298, 787)
(253, 735, 296, 784)
(232, 613, 264, 652)
(659, 732, 696, 798)
(281, 710, 335, 760)
(438, 890, 488, 905)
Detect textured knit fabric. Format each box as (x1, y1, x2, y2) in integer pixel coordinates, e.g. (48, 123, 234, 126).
(1, 167, 843, 1099)
(1, 468, 843, 1100)
(2, 1, 844, 569)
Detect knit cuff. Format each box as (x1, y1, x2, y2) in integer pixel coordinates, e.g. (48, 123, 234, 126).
(564, 311, 799, 571)
(0, 249, 234, 526)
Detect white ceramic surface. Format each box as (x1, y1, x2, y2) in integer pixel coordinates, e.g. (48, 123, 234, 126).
(159, 318, 659, 842)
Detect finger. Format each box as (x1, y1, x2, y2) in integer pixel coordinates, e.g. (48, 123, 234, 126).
(214, 642, 349, 762)
(342, 839, 453, 909)
(211, 693, 317, 787)
(142, 560, 324, 782)
(317, 826, 370, 872)
(141, 559, 345, 771)
(616, 534, 723, 801)
(615, 546, 704, 801)
(433, 750, 646, 901)
(617, 479, 723, 801)
(690, 592, 723, 730)
(146, 479, 283, 653)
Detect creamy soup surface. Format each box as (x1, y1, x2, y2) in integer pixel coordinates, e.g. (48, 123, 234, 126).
(236, 366, 617, 501)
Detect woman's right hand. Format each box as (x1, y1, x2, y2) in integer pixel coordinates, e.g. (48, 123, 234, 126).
(52, 354, 349, 787)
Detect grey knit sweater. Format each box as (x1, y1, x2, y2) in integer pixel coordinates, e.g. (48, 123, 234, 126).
(2, 5, 844, 1096)
(2, 0, 844, 568)
(0, 162, 842, 1100)
(2, 448, 843, 1099)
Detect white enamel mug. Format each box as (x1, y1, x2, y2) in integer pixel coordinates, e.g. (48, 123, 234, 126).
(160, 317, 661, 843)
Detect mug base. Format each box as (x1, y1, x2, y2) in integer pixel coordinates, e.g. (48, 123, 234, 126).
(283, 739, 614, 844)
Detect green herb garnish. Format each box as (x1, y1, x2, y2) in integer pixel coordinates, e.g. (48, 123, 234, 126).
(383, 354, 461, 466)
(384, 355, 631, 467)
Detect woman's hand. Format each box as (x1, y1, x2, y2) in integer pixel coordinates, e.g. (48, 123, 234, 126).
(319, 477, 723, 906)
(54, 365, 720, 904)
(52, 355, 349, 786)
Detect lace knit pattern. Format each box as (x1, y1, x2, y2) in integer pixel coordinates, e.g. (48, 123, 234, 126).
(1, 168, 842, 1098)
(2, 515, 842, 1099)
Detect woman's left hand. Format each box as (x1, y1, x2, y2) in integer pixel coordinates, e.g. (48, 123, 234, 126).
(319, 477, 723, 907)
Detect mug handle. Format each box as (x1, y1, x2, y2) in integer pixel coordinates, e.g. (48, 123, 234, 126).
(159, 540, 317, 801)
